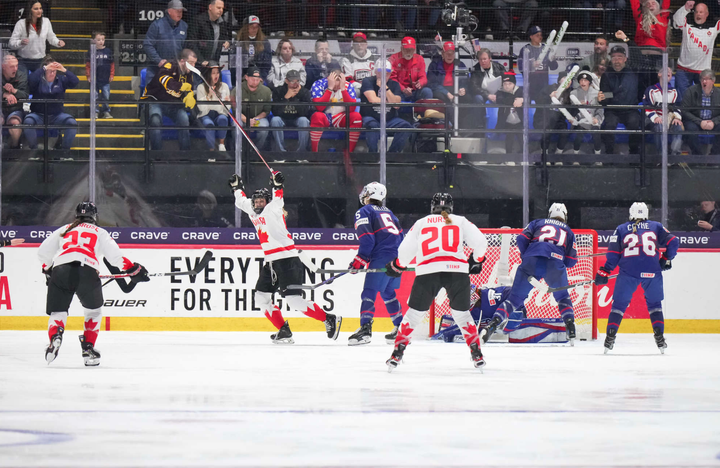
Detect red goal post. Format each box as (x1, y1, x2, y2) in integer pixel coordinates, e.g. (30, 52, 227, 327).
(428, 229, 599, 341)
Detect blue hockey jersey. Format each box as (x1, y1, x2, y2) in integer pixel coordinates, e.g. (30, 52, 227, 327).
(604, 220, 679, 278)
(354, 204, 404, 260)
(518, 218, 578, 269)
(471, 286, 513, 324)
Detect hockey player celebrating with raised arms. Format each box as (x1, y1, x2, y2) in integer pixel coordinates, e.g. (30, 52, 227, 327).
(596, 202, 678, 354)
(347, 182, 404, 346)
(229, 171, 342, 344)
(38, 202, 150, 366)
(384, 193, 488, 371)
(482, 203, 578, 345)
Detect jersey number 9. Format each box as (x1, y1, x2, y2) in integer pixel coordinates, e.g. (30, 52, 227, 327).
(421, 225, 460, 256)
(538, 225, 567, 246)
(623, 232, 657, 257)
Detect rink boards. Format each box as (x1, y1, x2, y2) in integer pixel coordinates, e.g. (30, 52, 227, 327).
(0, 243, 718, 334)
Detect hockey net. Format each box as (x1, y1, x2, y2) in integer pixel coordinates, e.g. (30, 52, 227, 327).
(428, 229, 599, 341)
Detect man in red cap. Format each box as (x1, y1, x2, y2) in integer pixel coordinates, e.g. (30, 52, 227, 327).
(389, 36, 432, 103)
(427, 41, 471, 127)
(342, 32, 377, 94)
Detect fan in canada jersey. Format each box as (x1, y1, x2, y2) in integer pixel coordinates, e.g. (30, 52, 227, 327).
(229, 171, 342, 344)
(481, 203, 578, 345)
(384, 193, 488, 371)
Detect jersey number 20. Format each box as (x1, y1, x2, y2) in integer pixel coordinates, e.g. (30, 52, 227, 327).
(421, 225, 460, 255)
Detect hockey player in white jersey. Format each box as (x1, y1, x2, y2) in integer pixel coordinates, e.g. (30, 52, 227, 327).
(230, 171, 342, 344)
(384, 193, 488, 371)
(38, 202, 150, 366)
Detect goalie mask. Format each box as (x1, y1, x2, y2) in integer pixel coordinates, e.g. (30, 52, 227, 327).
(251, 188, 271, 214)
(548, 203, 567, 223)
(359, 182, 387, 205)
(75, 201, 98, 223)
(629, 202, 649, 221)
(431, 192, 453, 214)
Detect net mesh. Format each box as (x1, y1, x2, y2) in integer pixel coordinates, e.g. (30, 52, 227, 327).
(429, 229, 598, 341)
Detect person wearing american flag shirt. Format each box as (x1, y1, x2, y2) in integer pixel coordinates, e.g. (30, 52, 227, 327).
(229, 171, 342, 344)
(673, 1, 720, 100)
(309, 66, 362, 153)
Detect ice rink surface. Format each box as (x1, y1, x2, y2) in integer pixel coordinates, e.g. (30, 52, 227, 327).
(1, 330, 719, 468)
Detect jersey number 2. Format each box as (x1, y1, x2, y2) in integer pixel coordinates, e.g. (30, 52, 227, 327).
(421, 225, 460, 255)
(538, 225, 567, 247)
(623, 232, 657, 257)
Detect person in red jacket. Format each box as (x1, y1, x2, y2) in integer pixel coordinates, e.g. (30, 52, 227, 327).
(389, 36, 432, 103)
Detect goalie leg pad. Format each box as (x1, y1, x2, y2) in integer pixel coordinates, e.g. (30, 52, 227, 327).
(503, 309, 525, 333)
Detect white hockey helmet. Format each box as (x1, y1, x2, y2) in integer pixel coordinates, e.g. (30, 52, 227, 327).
(548, 202, 567, 222)
(629, 202, 649, 221)
(359, 182, 387, 204)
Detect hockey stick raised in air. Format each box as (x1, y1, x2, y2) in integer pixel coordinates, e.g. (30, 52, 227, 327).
(99, 250, 214, 280)
(287, 272, 348, 290)
(528, 274, 617, 294)
(184, 62, 273, 174)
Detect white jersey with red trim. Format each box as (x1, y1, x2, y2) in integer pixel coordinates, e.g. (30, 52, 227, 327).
(234, 187, 298, 262)
(37, 222, 132, 272)
(398, 213, 487, 276)
(674, 6, 720, 72)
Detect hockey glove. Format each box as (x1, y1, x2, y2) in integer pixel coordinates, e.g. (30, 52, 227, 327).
(659, 253, 672, 271)
(270, 170, 285, 188)
(468, 256, 485, 275)
(42, 267, 52, 286)
(126, 263, 150, 283)
(349, 255, 369, 273)
(182, 92, 196, 109)
(385, 258, 406, 277)
(228, 174, 244, 193)
(179, 82, 193, 92)
(594, 266, 612, 285)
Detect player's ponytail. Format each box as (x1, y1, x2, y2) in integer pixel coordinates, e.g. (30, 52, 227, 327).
(631, 219, 641, 233)
(441, 210, 452, 224)
(61, 219, 83, 238)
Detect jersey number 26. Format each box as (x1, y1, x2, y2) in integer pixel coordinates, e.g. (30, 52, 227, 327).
(623, 232, 657, 257)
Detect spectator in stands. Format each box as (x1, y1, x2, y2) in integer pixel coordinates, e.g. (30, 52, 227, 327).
(196, 61, 230, 152)
(591, 56, 609, 89)
(141, 48, 198, 151)
(267, 39, 306, 90)
(673, 1, 720, 100)
(578, 36, 610, 76)
(389, 36, 432, 102)
(360, 59, 414, 153)
(305, 39, 341, 90)
(346, 1, 379, 37)
(85, 31, 115, 119)
(271, 69, 312, 152)
(518, 26, 559, 103)
(698, 200, 720, 231)
(392, 0, 420, 32)
(681, 69, 720, 155)
(643, 67, 683, 155)
(470, 48, 507, 131)
(598, 46, 640, 155)
(234, 65, 271, 150)
(570, 70, 604, 155)
(310, 66, 362, 153)
(580, 1, 626, 34)
(235, 15, 273, 80)
(2, 54, 29, 149)
(187, 0, 232, 67)
(9, 1, 65, 74)
(342, 32, 377, 94)
(427, 41, 472, 127)
(24, 56, 79, 150)
(144, 0, 188, 86)
(534, 71, 571, 156)
(492, 0, 538, 39)
(495, 72, 524, 154)
(192, 189, 233, 228)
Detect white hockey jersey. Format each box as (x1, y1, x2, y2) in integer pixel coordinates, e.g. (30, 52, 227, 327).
(342, 50, 376, 93)
(37, 222, 131, 272)
(674, 6, 720, 72)
(234, 187, 298, 262)
(398, 214, 487, 276)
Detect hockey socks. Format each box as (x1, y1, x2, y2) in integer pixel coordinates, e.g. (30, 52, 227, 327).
(265, 305, 287, 330)
(557, 297, 575, 322)
(649, 309, 664, 335)
(606, 308, 625, 335)
(451, 309, 481, 348)
(303, 303, 327, 322)
(83, 308, 102, 346)
(48, 311, 68, 341)
(285, 295, 327, 322)
(385, 297, 403, 327)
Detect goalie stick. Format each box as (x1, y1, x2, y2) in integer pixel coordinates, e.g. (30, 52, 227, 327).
(99, 250, 214, 280)
(528, 273, 617, 294)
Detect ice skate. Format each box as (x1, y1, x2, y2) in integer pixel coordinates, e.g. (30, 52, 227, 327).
(45, 327, 64, 364)
(481, 316, 503, 343)
(348, 320, 372, 346)
(469, 342, 485, 371)
(603, 328, 617, 354)
(324, 313, 342, 340)
(653, 327, 667, 354)
(79, 335, 101, 366)
(385, 325, 398, 345)
(563, 316, 576, 346)
(271, 321, 295, 344)
(386, 343, 406, 373)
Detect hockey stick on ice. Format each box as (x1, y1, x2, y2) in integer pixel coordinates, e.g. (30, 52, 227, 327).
(286, 272, 348, 290)
(317, 267, 416, 274)
(99, 250, 214, 279)
(528, 274, 617, 294)
(185, 62, 274, 173)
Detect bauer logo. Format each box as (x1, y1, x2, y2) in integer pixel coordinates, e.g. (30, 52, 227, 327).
(566, 48, 580, 57)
